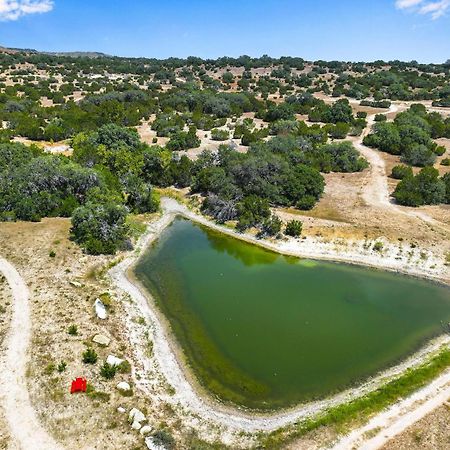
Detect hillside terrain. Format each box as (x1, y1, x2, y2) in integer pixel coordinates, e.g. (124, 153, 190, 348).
(0, 47, 449, 449)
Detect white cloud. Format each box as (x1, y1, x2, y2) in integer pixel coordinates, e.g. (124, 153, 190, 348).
(419, 0, 450, 19)
(0, 0, 54, 21)
(396, 0, 424, 8)
(396, 0, 450, 18)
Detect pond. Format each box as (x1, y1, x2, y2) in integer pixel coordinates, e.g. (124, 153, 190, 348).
(134, 218, 450, 410)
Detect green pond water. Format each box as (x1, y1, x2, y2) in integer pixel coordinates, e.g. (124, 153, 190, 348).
(135, 218, 450, 410)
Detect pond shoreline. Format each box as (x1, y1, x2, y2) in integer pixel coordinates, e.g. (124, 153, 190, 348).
(109, 197, 450, 433)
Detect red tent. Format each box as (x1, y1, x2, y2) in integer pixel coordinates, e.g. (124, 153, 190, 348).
(70, 378, 87, 394)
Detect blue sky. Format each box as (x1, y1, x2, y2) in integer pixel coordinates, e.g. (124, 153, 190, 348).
(0, 0, 449, 62)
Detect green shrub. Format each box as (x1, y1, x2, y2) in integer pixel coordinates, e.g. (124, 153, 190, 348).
(87, 389, 111, 402)
(44, 363, 55, 375)
(71, 202, 130, 255)
(57, 361, 67, 373)
(152, 430, 176, 450)
(373, 241, 384, 252)
(394, 166, 445, 206)
(100, 362, 117, 379)
(211, 128, 230, 141)
(68, 324, 78, 336)
(391, 165, 413, 180)
(82, 347, 98, 364)
(49, 250, 56, 258)
(441, 158, 450, 166)
(236, 195, 271, 232)
(259, 215, 282, 237)
(118, 360, 132, 374)
(285, 220, 303, 237)
(296, 195, 317, 210)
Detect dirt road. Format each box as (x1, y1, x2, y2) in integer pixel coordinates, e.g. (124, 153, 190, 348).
(353, 104, 449, 230)
(330, 370, 450, 450)
(0, 257, 62, 450)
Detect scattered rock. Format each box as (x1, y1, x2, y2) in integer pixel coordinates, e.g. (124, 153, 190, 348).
(69, 280, 83, 288)
(128, 408, 146, 424)
(106, 354, 124, 367)
(140, 425, 152, 436)
(145, 437, 165, 450)
(116, 381, 131, 392)
(117, 406, 126, 413)
(131, 420, 142, 431)
(92, 334, 110, 346)
(94, 298, 107, 320)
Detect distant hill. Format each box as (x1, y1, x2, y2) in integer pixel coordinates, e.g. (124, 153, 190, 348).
(0, 46, 22, 54)
(0, 45, 109, 58)
(43, 51, 110, 58)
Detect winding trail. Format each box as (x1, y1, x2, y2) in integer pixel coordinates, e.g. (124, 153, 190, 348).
(0, 257, 62, 450)
(353, 104, 400, 210)
(353, 104, 449, 230)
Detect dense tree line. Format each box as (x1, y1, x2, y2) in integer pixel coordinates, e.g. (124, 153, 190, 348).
(1, 49, 449, 253)
(0, 133, 159, 253)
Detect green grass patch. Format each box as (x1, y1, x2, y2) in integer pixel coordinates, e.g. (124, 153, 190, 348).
(260, 347, 450, 449)
(126, 214, 150, 240)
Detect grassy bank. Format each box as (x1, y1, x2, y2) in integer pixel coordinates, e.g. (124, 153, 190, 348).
(260, 347, 450, 449)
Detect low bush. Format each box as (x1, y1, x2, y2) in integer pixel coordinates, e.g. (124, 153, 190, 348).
(391, 165, 413, 180)
(68, 324, 78, 336)
(100, 362, 117, 379)
(373, 241, 384, 252)
(374, 114, 387, 122)
(285, 220, 303, 237)
(152, 430, 176, 450)
(82, 347, 98, 364)
(211, 128, 230, 141)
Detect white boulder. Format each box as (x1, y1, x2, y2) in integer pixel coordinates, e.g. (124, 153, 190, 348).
(106, 354, 124, 367)
(140, 425, 152, 436)
(131, 420, 142, 431)
(94, 298, 107, 319)
(116, 381, 131, 392)
(93, 334, 110, 346)
(117, 406, 126, 413)
(129, 407, 146, 424)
